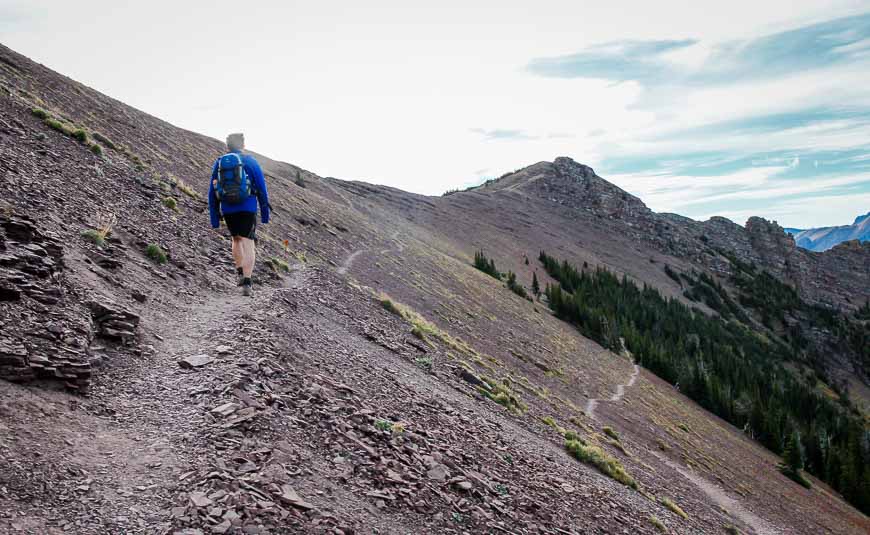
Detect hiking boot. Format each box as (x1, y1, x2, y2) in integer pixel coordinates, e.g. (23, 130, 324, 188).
(242, 278, 253, 297)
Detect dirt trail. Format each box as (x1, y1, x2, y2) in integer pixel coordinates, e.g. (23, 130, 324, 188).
(337, 249, 363, 275)
(655, 452, 780, 535)
(584, 362, 639, 418)
(340, 229, 404, 275)
(583, 359, 778, 535)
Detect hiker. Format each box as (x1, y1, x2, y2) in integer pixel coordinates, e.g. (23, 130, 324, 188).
(208, 133, 270, 296)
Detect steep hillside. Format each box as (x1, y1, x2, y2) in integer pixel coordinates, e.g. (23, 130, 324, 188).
(788, 212, 870, 252)
(1, 42, 868, 535)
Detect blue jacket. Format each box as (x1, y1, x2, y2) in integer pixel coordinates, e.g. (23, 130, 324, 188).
(208, 151, 270, 228)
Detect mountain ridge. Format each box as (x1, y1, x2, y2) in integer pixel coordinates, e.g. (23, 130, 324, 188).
(788, 211, 870, 251)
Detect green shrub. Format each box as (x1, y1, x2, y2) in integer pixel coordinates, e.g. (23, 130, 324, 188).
(267, 257, 290, 272)
(92, 132, 118, 150)
(479, 376, 526, 414)
(162, 197, 178, 211)
(30, 107, 49, 120)
(565, 438, 637, 489)
(660, 497, 688, 519)
(380, 297, 402, 316)
(90, 143, 103, 156)
(145, 244, 167, 264)
(44, 118, 74, 136)
(374, 419, 392, 431)
(602, 426, 621, 442)
(779, 465, 812, 489)
(81, 229, 105, 247)
(414, 355, 433, 370)
(72, 128, 88, 143)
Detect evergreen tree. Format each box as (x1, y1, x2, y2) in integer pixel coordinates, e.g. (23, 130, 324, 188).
(784, 430, 805, 473)
(532, 272, 540, 297)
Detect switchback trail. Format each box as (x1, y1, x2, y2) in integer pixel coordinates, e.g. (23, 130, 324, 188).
(584, 362, 640, 419)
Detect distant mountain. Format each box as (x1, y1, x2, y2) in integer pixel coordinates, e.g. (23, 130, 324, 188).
(791, 212, 870, 251)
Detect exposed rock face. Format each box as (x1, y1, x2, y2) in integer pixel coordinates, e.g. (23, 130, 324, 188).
(0, 214, 93, 390)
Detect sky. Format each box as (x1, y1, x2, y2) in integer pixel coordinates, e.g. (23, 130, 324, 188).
(3, 0, 870, 228)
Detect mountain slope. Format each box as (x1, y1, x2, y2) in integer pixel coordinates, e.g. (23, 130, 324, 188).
(789, 212, 870, 251)
(1, 43, 868, 535)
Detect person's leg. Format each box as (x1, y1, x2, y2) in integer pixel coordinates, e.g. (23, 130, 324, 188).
(240, 237, 256, 278)
(231, 236, 243, 269)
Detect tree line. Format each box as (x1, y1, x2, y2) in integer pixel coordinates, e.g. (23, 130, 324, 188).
(538, 251, 869, 513)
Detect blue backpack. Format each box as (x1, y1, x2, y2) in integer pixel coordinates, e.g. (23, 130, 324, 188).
(215, 153, 252, 204)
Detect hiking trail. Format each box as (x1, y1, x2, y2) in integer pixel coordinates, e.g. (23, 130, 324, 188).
(584, 362, 639, 418)
(338, 229, 404, 275)
(654, 451, 780, 535)
(583, 358, 777, 535)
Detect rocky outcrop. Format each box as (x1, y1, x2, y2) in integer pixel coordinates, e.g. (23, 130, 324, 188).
(0, 214, 94, 390)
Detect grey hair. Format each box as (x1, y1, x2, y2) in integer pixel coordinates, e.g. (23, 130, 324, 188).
(226, 132, 245, 151)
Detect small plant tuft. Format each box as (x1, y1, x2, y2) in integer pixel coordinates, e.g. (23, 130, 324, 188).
(176, 179, 199, 198)
(267, 257, 290, 273)
(92, 132, 118, 150)
(145, 244, 167, 264)
(649, 515, 667, 533)
(45, 118, 74, 136)
(90, 143, 103, 156)
(30, 107, 49, 120)
(565, 438, 637, 489)
(414, 355, 433, 370)
(660, 497, 688, 519)
(380, 297, 403, 316)
(162, 196, 178, 211)
(81, 229, 105, 247)
(602, 426, 621, 442)
(374, 419, 392, 432)
(72, 128, 88, 143)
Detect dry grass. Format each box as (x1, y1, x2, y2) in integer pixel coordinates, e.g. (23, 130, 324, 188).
(660, 497, 688, 519)
(565, 438, 637, 489)
(649, 515, 667, 533)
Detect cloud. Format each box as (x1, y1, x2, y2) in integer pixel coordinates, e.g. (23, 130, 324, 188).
(526, 12, 870, 86)
(470, 128, 537, 141)
(526, 39, 697, 81)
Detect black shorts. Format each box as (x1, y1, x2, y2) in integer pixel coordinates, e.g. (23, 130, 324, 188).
(223, 212, 257, 240)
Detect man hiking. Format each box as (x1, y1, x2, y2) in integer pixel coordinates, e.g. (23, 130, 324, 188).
(208, 133, 270, 296)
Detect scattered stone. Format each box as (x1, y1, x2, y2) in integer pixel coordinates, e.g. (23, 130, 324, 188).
(179, 354, 214, 369)
(277, 484, 314, 510)
(426, 464, 449, 482)
(211, 402, 240, 417)
(189, 491, 213, 508)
